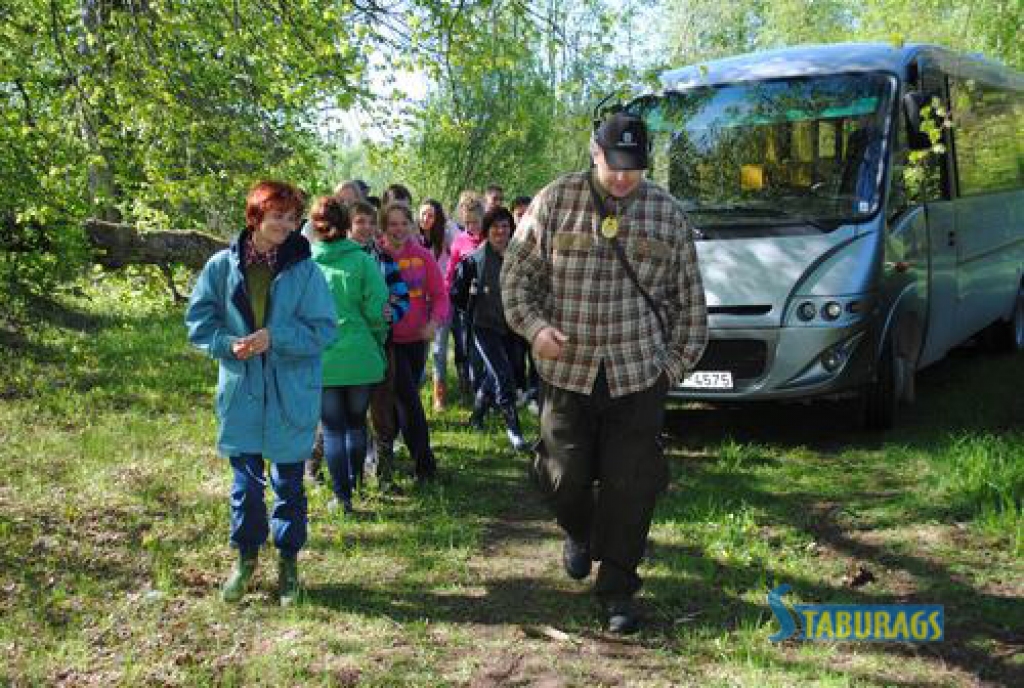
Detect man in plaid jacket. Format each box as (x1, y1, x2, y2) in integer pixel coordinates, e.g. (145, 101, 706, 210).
(501, 112, 708, 634)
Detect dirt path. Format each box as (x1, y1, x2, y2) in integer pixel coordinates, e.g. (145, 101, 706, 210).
(438, 478, 691, 688)
(428, 394, 1024, 688)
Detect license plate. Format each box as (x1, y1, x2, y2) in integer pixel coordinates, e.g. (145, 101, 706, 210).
(681, 371, 734, 389)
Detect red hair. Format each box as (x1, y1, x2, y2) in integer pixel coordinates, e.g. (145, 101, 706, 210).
(245, 180, 306, 231)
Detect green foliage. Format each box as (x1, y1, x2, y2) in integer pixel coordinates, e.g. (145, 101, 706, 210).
(2, 0, 646, 301)
(1, 0, 374, 298)
(934, 433, 1024, 549)
(659, 0, 1023, 71)
(902, 97, 949, 202)
(371, 0, 634, 205)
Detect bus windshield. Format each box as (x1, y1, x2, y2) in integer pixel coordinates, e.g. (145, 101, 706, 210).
(631, 73, 896, 232)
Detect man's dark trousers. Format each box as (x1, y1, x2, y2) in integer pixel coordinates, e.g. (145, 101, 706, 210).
(534, 366, 670, 601)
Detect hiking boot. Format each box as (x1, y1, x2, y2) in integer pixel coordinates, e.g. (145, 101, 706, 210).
(432, 379, 447, 412)
(604, 597, 640, 635)
(221, 551, 257, 603)
(507, 428, 529, 452)
(278, 555, 301, 607)
(500, 403, 529, 452)
(562, 536, 591, 580)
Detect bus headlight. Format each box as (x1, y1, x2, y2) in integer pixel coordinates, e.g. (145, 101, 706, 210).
(789, 295, 871, 327)
(822, 301, 843, 320)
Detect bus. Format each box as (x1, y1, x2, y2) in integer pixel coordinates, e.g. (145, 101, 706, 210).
(626, 43, 1024, 429)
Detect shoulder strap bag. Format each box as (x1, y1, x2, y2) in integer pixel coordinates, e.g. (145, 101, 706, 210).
(586, 170, 668, 341)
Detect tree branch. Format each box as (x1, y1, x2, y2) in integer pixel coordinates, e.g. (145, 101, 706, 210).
(84, 219, 228, 270)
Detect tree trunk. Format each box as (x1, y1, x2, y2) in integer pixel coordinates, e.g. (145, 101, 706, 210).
(84, 219, 228, 270)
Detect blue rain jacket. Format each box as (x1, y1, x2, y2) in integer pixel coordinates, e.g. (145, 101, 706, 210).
(185, 230, 338, 463)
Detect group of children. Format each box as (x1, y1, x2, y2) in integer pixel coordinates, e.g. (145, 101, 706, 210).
(185, 178, 535, 604)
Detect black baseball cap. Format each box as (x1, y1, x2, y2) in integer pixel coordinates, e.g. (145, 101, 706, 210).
(594, 112, 650, 170)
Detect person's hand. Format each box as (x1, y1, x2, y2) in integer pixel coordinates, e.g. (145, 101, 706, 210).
(246, 328, 271, 355)
(233, 330, 270, 359)
(231, 337, 251, 360)
(421, 320, 438, 342)
(532, 326, 568, 360)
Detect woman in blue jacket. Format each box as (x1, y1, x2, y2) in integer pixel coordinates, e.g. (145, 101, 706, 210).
(185, 180, 337, 606)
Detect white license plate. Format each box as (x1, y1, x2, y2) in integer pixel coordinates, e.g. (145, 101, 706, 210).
(681, 371, 734, 389)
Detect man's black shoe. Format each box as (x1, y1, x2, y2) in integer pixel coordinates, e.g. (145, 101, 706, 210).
(562, 536, 591, 580)
(605, 597, 640, 635)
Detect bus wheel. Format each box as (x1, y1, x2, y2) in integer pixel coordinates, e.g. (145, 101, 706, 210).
(1009, 287, 1024, 352)
(863, 335, 898, 432)
(1015, 290, 1024, 351)
(983, 285, 1024, 353)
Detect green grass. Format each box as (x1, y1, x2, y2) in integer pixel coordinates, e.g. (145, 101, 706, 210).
(931, 433, 1023, 546)
(1, 275, 1022, 686)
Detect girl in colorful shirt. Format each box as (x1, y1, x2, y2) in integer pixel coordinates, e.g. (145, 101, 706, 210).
(381, 202, 450, 482)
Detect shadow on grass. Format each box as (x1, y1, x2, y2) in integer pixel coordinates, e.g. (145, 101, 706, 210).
(650, 346, 1024, 685)
(4, 297, 212, 412)
(9, 291, 121, 334)
(0, 327, 59, 370)
(349, 346, 1021, 683)
(0, 487, 223, 632)
(305, 576, 595, 629)
(648, 477, 1023, 685)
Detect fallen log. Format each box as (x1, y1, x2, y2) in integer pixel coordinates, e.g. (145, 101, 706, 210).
(84, 219, 228, 271)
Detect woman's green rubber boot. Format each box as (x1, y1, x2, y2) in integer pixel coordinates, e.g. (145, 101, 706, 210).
(221, 552, 257, 603)
(278, 556, 300, 607)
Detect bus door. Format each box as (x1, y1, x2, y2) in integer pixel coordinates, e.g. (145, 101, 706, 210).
(912, 57, 959, 367)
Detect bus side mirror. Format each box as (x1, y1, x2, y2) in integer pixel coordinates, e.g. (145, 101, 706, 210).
(903, 92, 932, 151)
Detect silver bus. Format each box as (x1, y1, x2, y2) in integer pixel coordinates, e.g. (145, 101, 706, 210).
(627, 43, 1024, 428)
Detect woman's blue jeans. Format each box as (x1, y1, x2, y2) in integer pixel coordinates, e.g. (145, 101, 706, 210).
(229, 454, 307, 558)
(321, 385, 372, 505)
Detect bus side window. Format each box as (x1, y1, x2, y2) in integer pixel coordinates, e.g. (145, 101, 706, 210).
(951, 78, 1021, 196)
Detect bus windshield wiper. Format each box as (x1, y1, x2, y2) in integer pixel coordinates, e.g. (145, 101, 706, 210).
(686, 204, 840, 230)
(686, 204, 789, 215)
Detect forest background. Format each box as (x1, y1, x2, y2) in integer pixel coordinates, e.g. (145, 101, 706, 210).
(2, 0, 1021, 298)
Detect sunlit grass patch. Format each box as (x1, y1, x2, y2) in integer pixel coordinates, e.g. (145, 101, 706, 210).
(2, 277, 1022, 686)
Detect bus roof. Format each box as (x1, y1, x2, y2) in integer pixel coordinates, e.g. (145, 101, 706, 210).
(658, 43, 1023, 91)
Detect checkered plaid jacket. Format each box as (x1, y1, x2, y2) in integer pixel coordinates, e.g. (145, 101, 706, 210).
(501, 172, 708, 398)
